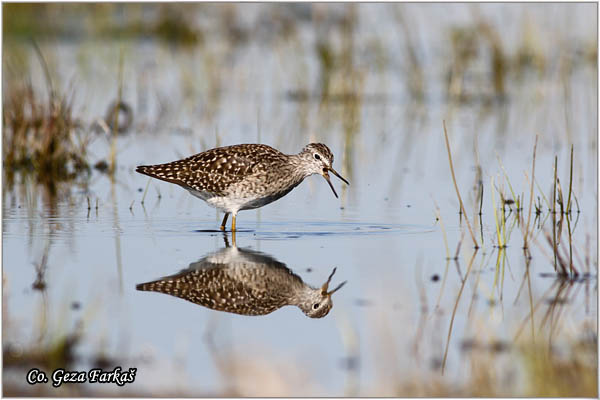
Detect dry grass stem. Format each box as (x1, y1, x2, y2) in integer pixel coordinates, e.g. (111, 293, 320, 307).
(442, 120, 478, 248)
(523, 134, 539, 250)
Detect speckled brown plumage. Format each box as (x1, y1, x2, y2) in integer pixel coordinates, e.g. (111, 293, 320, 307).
(135, 143, 349, 231)
(136, 246, 346, 318)
(137, 144, 284, 196)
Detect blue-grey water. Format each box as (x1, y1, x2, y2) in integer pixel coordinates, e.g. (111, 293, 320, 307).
(2, 3, 597, 396)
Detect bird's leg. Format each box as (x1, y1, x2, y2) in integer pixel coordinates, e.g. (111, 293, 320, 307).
(220, 213, 229, 231)
(231, 214, 237, 232)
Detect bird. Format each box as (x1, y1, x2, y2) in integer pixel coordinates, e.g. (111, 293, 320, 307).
(135, 143, 349, 231)
(136, 244, 347, 318)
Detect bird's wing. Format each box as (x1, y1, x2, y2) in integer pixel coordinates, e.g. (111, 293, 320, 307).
(136, 144, 285, 196)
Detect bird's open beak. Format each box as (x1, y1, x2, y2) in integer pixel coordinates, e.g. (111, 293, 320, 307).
(321, 267, 348, 297)
(322, 167, 350, 198)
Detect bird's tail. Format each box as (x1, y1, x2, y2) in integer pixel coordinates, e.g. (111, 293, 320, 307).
(135, 163, 182, 185)
(136, 280, 161, 292)
(136, 279, 180, 295)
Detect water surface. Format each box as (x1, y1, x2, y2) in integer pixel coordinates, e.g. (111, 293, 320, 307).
(2, 3, 597, 396)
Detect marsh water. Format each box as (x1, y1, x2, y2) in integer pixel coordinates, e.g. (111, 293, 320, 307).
(2, 3, 598, 396)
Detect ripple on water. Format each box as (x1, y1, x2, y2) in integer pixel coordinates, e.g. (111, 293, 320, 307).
(154, 220, 434, 239)
(235, 221, 435, 240)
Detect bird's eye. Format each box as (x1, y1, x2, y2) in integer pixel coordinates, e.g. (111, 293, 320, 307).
(314, 153, 321, 160)
(312, 303, 320, 310)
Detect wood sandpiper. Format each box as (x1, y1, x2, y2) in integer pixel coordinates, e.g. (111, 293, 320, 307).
(136, 143, 349, 231)
(136, 244, 347, 318)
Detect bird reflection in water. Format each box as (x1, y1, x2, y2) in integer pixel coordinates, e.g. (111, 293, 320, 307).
(136, 235, 346, 318)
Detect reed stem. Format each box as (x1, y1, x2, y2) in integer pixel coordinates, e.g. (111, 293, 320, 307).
(552, 156, 558, 271)
(566, 144, 574, 214)
(523, 134, 538, 250)
(443, 120, 478, 248)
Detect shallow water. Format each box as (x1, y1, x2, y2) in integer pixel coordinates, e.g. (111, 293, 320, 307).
(2, 3, 597, 396)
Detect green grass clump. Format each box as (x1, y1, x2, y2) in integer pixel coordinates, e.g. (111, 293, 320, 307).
(3, 80, 91, 185)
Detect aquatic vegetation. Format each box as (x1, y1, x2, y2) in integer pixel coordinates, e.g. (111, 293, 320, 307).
(444, 12, 596, 104)
(441, 123, 584, 279)
(389, 338, 597, 397)
(443, 120, 478, 249)
(2, 37, 95, 187)
(3, 3, 202, 46)
(3, 78, 91, 185)
(2, 3, 596, 397)
(519, 334, 597, 396)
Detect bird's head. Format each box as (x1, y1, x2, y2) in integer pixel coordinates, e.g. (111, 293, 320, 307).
(299, 267, 347, 318)
(299, 143, 350, 198)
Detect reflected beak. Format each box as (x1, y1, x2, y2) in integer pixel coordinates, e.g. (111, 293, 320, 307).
(326, 281, 347, 297)
(321, 167, 349, 198)
(321, 267, 348, 297)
